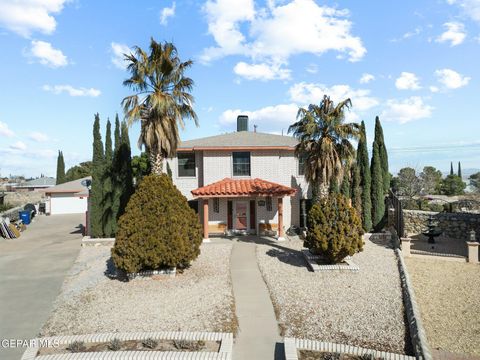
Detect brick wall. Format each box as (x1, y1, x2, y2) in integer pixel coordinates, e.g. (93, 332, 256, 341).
(166, 149, 311, 229)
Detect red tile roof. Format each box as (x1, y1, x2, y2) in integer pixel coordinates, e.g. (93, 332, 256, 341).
(191, 178, 297, 198)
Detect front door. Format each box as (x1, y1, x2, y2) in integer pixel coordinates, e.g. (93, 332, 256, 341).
(235, 201, 248, 231)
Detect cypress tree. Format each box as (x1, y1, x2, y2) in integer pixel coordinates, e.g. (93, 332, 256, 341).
(56, 150, 66, 184)
(374, 117, 390, 194)
(114, 114, 121, 153)
(458, 162, 462, 178)
(118, 121, 134, 216)
(103, 119, 113, 237)
(111, 116, 122, 235)
(450, 162, 454, 176)
(341, 172, 350, 199)
(357, 121, 372, 232)
(329, 178, 339, 194)
(351, 164, 362, 215)
(91, 113, 104, 238)
(371, 141, 385, 230)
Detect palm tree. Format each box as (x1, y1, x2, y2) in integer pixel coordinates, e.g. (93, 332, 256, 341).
(289, 95, 360, 202)
(122, 38, 198, 175)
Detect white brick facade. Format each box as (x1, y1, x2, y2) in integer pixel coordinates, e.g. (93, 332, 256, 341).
(166, 149, 311, 234)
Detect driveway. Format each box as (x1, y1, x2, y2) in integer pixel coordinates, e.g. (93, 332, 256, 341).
(0, 214, 84, 360)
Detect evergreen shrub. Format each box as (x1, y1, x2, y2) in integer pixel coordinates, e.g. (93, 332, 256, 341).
(305, 193, 364, 264)
(111, 174, 202, 273)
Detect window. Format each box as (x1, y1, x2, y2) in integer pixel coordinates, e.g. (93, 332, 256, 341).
(213, 198, 219, 213)
(178, 152, 196, 177)
(266, 197, 272, 211)
(232, 152, 251, 176)
(298, 155, 306, 176)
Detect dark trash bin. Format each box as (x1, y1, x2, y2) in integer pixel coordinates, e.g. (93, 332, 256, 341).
(19, 210, 31, 225)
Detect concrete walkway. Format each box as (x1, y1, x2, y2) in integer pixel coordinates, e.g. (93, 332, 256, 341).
(0, 214, 84, 360)
(230, 238, 283, 360)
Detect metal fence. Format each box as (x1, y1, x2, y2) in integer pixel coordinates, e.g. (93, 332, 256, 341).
(388, 190, 404, 238)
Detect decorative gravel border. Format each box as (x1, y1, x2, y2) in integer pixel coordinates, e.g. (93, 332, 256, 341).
(301, 250, 359, 272)
(21, 331, 233, 360)
(284, 338, 416, 360)
(395, 249, 432, 360)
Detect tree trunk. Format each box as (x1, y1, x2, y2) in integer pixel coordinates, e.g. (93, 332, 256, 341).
(313, 181, 329, 203)
(149, 151, 164, 175)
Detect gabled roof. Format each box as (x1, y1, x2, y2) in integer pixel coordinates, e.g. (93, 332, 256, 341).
(44, 176, 91, 195)
(191, 178, 297, 198)
(178, 131, 298, 151)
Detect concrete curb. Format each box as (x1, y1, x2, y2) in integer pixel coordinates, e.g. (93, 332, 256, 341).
(301, 250, 359, 272)
(81, 236, 115, 247)
(284, 338, 416, 360)
(22, 331, 233, 360)
(395, 249, 432, 360)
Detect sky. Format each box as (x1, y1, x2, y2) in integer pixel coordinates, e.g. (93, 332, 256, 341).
(0, 0, 479, 178)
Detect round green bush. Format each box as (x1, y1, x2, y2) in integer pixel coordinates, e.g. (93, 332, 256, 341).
(305, 193, 364, 264)
(111, 174, 203, 273)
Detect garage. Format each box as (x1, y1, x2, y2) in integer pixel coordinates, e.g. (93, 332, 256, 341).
(44, 177, 90, 215)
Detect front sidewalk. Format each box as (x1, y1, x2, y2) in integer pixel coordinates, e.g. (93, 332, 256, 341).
(228, 237, 284, 360)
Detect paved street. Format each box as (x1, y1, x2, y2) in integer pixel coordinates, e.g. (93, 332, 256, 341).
(0, 214, 84, 360)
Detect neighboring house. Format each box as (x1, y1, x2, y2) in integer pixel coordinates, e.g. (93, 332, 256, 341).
(44, 177, 90, 215)
(14, 177, 56, 192)
(166, 115, 310, 240)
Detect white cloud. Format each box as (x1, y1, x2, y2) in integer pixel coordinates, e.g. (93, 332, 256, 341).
(29, 40, 68, 67)
(233, 61, 291, 80)
(160, 2, 176, 26)
(288, 82, 379, 111)
(28, 132, 49, 142)
(381, 96, 433, 124)
(429, 86, 440, 93)
(43, 84, 101, 97)
(0, 0, 69, 37)
(359, 73, 375, 84)
(395, 72, 421, 90)
(447, 0, 480, 23)
(111, 42, 131, 70)
(0, 121, 14, 137)
(219, 103, 298, 132)
(10, 141, 27, 151)
(435, 68, 470, 89)
(436, 22, 466, 46)
(201, 0, 366, 78)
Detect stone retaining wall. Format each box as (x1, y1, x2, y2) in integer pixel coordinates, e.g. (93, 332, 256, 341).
(0, 206, 24, 221)
(402, 210, 480, 240)
(395, 249, 432, 360)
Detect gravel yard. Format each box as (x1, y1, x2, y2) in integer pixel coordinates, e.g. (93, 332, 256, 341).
(41, 243, 236, 336)
(256, 236, 410, 354)
(404, 257, 480, 356)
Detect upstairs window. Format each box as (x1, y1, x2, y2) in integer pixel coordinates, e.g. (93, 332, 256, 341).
(298, 154, 306, 176)
(178, 152, 196, 177)
(233, 152, 251, 176)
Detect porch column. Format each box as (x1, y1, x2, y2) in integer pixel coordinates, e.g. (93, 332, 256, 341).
(203, 199, 210, 242)
(277, 197, 285, 241)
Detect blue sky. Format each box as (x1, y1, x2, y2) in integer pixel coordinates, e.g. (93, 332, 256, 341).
(0, 0, 479, 178)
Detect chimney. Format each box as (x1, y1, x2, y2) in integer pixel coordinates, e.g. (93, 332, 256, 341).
(237, 115, 249, 132)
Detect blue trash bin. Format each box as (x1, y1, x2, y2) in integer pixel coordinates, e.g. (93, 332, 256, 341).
(19, 210, 31, 225)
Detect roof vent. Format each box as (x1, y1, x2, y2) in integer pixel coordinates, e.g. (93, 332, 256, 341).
(237, 115, 249, 132)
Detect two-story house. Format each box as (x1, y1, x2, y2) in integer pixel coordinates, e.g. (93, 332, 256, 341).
(167, 115, 311, 241)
